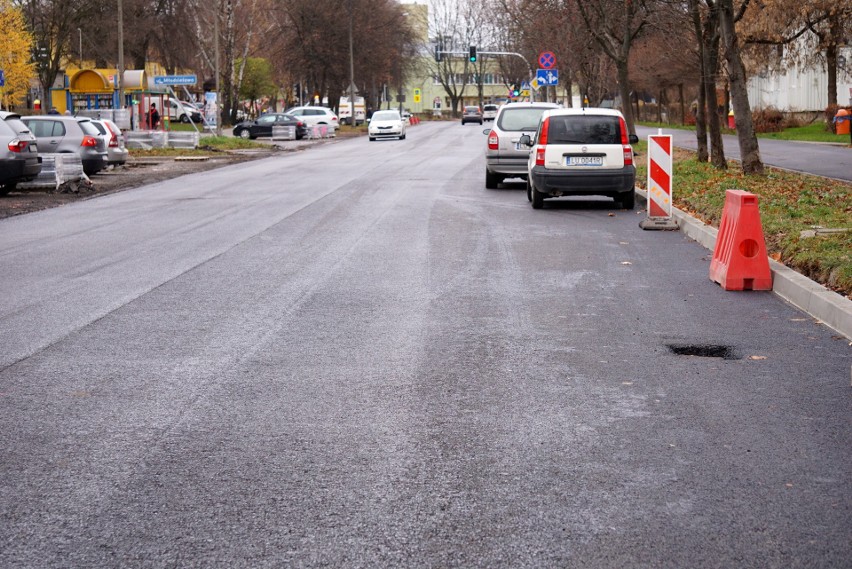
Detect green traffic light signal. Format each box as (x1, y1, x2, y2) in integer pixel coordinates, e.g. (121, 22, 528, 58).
(469, 46, 477, 63)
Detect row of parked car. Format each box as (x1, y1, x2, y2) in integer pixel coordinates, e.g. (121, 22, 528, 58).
(0, 113, 128, 195)
(482, 102, 639, 209)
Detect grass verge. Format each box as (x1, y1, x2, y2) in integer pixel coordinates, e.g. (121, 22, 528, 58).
(634, 140, 852, 298)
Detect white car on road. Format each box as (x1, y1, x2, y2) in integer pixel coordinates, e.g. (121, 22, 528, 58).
(368, 110, 407, 141)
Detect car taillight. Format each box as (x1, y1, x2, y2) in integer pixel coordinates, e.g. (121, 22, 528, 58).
(7, 138, 26, 152)
(620, 117, 633, 166)
(535, 118, 549, 166)
(487, 130, 498, 150)
(81, 135, 98, 147)
(107, 134, 118, 147)
(297, 121, 304, 127)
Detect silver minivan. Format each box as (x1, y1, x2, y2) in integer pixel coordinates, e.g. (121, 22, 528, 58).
(22, 116, 108, 176)
(482, 102, 560, 189)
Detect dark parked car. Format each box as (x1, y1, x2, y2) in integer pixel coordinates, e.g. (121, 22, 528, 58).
(22, 116, 108, 176)
(0, 111, 42, 196)
(233, 113, 307, 140)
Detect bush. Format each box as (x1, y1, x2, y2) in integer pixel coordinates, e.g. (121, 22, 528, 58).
(751, 107, 785, 133)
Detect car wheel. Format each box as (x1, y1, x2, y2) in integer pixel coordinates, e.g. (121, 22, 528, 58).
(620, 190, 635, 210)
(485, 169, 500, 189)
(526, 179, 532, 202)
(531, 183, 544, 209)
(180, 114, 190, 124)
(238, 129, 251, 139)
(0, 182, 15, 196)
(369, 136, 376, 141)
(400, 134, 406, 140)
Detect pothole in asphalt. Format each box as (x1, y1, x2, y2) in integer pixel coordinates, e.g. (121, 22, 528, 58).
(667, 344, 739, 360)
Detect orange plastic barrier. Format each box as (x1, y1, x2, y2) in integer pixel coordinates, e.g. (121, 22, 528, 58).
(708, 190, 773, 291)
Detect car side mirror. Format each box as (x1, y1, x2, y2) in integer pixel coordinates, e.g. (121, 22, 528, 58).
(629, 134, 639, 144)
(518, 134, 532, 147)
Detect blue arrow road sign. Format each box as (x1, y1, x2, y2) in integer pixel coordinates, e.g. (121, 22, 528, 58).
(536, 69, 559, 86)
(154, 75, 197, 86)
(0, 70, 5, 87)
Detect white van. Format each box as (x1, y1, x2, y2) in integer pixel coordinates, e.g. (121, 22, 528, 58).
(144, 96, 201, 124)
(337, 96, 366, 125)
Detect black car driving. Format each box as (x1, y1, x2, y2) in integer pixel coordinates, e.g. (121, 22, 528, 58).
(232, 113, 307, 140)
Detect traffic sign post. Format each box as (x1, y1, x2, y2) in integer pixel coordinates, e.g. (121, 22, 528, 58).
(536, 69, 559, 86)
(153, 75, 197, 86)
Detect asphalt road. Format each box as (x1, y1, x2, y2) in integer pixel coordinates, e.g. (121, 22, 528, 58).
(636, 125, 852, 181)
(1, 121, 850, 567)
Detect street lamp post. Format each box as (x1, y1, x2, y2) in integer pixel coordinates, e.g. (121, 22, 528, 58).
(348, 0, 356, 126)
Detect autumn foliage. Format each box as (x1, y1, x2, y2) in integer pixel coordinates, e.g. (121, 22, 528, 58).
(0, 0, 35, 108)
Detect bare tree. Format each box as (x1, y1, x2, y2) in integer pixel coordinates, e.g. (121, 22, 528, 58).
(739, 0, 852, 108)
(16, 0, 99, 105)
(575, 0, 651, 135)
(718, 0, 763, 173)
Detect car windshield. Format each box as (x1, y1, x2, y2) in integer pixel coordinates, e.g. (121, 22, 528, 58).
(497, 108, 552, 131)
(372, 111, 400, 121)
(547, 115, 622, 145)
(465, 107, 479, 112)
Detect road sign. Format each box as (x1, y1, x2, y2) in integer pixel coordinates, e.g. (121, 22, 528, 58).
(538, 51, 556, 70)
(536, 69, 559, 86)
(153, 75, 197, 86)
(530, 78, 541, 91)
(0, 70, 5, 87)
(413, 88, 421, 104)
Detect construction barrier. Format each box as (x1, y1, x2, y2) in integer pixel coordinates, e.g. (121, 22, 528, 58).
(17, 153, 87, 192)
(124, 131, 200, 150)
(271, 126, 296, 140)
(708, 189, 773, 291)
(640, 130, 677, 230)
(305, 124, 337, 139)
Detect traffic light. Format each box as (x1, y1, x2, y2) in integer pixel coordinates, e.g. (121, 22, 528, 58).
(469, 46, 477, 63)
(435, 43, 442, 62)
(512, 86, 520, 97)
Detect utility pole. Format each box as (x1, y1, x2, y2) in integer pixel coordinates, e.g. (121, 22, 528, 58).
(214, 0, 221, 136)
(117, 0, 124, 111)
(348, 0, 356, 126)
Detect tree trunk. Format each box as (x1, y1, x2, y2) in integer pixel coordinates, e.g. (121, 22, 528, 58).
(616, 60, 635, 135)
(826, 13, 840, 108)
(679, 84, 686, 127)
(719, 0, 763, 174)
(702, 6, 726, 169)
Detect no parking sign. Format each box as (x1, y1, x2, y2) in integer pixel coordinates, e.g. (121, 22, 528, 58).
(538, 52, 556, 69)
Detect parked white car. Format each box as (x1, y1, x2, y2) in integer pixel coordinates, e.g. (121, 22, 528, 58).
(520, 107, 639, 209)
(91, 119, 128, 166)
(284, 106, 339, 127)
(368, 110, 407, 141)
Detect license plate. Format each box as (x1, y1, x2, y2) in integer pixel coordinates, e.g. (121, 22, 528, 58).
(567, 156, 603, 166)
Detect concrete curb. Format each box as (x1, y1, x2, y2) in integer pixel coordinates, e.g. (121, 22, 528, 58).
(636, 188, 852, 340)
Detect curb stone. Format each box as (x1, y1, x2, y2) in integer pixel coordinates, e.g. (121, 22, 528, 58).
(636, 188, 852, 341)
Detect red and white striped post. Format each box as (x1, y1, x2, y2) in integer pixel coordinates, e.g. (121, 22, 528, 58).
(640, 130, 678, 230)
